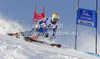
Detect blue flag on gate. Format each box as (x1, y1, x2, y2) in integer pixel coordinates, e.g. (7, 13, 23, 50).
(76, 8, 97, 28)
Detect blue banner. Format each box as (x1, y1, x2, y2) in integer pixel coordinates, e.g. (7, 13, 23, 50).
(76, 8, 97, 28)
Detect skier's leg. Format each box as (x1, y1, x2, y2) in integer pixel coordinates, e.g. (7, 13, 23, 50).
(44, 31, 49, 38)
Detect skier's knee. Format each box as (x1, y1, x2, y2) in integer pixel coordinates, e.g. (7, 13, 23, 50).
(45, 33, 48, 38)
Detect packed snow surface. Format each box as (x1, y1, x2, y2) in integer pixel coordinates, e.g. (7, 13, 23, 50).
(0, 34, 99, 59)
(0, 14, 100, 59)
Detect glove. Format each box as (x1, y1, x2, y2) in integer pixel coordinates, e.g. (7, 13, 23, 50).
(40, 23, 46, 28)
(49, 36, 56, 41)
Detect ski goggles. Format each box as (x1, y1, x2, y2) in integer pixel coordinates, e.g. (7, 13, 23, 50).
(53, 18, 59, 21)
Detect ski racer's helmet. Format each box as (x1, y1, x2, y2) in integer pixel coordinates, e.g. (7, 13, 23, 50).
(52, 13, 60, 24)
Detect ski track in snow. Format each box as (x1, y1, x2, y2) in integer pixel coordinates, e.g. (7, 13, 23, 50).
(0, 34, 100, 59)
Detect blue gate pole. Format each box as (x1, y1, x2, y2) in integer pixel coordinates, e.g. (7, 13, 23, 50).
(95, 0, 98, 55)
(75, 0, 79, 50)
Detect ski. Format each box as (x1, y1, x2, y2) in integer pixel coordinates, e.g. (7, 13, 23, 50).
(7, 33, 20, 38)
(7, 33, 15, 36)
(24, 37, 61, 48)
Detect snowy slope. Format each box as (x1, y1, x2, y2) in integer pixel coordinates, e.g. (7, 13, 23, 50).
(0, 34, 99, 59)
(0, 14, 99, 59)
(0, 15, 24, 34)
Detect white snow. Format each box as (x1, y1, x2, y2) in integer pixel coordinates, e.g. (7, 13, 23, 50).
(0, 13, 24, 34)
(0, 34, 100, 59)
(0, 14, 100, 59)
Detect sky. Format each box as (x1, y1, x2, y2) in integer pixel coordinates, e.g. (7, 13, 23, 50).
(0, 0, 100, 54)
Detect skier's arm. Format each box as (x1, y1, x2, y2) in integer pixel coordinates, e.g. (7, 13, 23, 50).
(35, 17, 48, 31)
(38, 17, 48, 24)
(50, 26, 57, 41)
(51, 26, 58, 39)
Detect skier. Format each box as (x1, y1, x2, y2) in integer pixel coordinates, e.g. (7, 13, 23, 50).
(34, 13, 60, 41)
